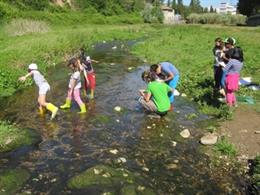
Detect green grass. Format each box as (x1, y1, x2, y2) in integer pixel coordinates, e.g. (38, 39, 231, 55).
(213, 137, 237, 157)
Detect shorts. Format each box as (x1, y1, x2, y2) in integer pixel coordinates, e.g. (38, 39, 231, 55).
(39, 83, 50, 95)
(84, 72, 96, 90)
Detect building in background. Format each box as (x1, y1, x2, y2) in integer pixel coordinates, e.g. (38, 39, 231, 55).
(161, 5, 175, 24)
(216, 2, 237, 15)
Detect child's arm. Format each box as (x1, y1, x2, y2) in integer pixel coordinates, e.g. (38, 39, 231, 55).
(164, 72, 174, 82)
(91, 59, 99, 63)
(19, 72, 33, 82)
(139, 90, 151, 102)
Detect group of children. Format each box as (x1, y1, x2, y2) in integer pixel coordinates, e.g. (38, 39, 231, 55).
(139, 62, 180, 116)
(19, 38, 243, 120)
(213, 37, 244, 107)
(19, 49, 98, 120)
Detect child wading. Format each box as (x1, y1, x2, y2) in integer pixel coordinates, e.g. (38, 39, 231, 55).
(79, 48, 99, 100)
(19, 63, 58, 120)
(139, 71, 172, 116)
(60, 58, 86, 113)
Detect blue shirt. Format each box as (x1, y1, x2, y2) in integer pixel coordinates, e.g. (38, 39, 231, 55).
(160, 62, 179, 76)
(224, 59, 243, 74)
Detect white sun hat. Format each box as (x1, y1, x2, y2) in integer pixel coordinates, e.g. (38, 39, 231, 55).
(28, 63, 38, 70)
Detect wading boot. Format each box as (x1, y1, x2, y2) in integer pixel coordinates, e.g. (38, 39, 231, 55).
(46, 103, 59, 120)
(60, 99, 71, 109)
(78, 104, 87, 114)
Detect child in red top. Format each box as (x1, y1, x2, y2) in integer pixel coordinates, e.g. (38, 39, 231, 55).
(79, 48, 99, 99)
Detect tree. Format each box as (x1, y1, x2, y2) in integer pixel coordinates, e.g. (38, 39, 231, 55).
(237, 0, 260, 16)
(171, 0, 177, 10)
(210, 5, 214, 13)
(167, 0, 171, 7)
(177, 0, 184, 15)
(189, 0, 202, 13)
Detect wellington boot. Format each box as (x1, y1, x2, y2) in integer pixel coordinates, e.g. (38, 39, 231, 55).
(60, 99, 71, 109)
(46, 103, 59, 120)
(39, 107, 45, 115)
(78, 104, 87, 114)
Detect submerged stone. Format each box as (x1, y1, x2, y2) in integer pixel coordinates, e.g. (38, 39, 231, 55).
(67, 165, 155, 194)
(180, 129, 191, 138)
(67, 165, 135, 189)
(0, 168, 30, 194)
(0, 127, 41, 153)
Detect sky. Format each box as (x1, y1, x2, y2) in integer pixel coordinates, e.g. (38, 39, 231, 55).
(182, 0, 238, 8)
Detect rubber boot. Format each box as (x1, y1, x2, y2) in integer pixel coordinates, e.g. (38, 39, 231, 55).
(39, 107, 45, 115)
(60, 98, 71, 109)
(78, 104, 87, 114)
(46, 103, 58, 120)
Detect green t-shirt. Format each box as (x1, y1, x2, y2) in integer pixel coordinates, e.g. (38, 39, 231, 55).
(146, 81, 171, 112)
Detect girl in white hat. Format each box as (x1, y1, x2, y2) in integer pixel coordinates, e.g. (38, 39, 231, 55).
(19, 63, 58, 120)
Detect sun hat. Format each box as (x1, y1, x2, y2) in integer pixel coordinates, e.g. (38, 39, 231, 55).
(224, 37, 236, 45)
(28, 63, 38, 70)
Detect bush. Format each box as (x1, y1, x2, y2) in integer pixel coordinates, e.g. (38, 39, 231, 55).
(141, 3, 164, 23)
(187, 13, 247, 25)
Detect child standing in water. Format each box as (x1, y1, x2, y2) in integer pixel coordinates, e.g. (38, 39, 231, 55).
(60, 58, 86, 113)
(19, 63, 58, 120)
(79, 48, 99, 100)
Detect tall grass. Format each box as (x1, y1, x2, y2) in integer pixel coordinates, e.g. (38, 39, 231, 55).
(5, 19, 50, 36)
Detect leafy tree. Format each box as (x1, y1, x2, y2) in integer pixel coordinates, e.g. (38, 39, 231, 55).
(167, 0, 171, 7)
(237, 0, 260, 16)
(210, 5, 214, 13)
(171, 0, 177, 10)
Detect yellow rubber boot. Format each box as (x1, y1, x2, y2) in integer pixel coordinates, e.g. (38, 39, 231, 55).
(78, 104, 87, 114)
(46, 103, 59, 120)
(39, 107, 45, 115)
(60, 99, 71, 109)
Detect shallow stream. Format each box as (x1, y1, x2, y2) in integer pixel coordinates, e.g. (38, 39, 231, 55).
(0, 41, 245, 194)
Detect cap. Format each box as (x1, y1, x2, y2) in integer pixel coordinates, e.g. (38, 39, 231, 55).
(224, 37, 236, 45)
(28, 63, 38, 70)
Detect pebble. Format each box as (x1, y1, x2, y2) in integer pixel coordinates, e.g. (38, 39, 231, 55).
(109, 149, 119, 154)
(147, 126, 152, 129)
(127, 67, 133, 71)
(171, 141, 177, 147)
(114, 106, 121, 112)
(116, 119, 120, 123)
(94, 168, 101, 175)
(255, 131, 260, 134)
(200, 133, 218, 145)
(180, 129, 191, 138)
(117, 157, 127, 163)
(166, 164, 178, 170)
(181, 93, 187, 97)
(160, 134, 163, 137)
(112, 46, 117, 49)
(137, 186, 146, 191)
(142, 167, 149, 172)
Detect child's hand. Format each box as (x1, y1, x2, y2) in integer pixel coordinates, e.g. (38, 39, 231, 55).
(19, 76, 26, 82)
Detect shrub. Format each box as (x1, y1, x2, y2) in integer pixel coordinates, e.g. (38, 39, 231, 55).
(214, 137, 237, 157)
(141, 3, 164, 23)
(187, 13, 247, 25)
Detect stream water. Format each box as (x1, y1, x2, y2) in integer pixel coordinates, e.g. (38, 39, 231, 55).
(0, 41, 246, 194)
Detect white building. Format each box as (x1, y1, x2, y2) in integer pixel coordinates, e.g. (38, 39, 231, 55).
(161, 5, 175, 24)
(216, 2, 237, 15)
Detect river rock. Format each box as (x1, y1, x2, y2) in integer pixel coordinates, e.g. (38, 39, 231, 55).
(114, 106, 121, 112)
(180, 129, 190, 138)
(0, 168, 30, 194)
(200, 133, 218, 145)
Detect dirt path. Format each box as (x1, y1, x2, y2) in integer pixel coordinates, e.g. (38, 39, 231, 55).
(220, 105, 260, 159)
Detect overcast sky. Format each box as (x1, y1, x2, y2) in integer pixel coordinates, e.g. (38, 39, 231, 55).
(182, 0, 238, 8)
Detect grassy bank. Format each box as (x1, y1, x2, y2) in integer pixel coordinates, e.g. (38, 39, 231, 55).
(131, 24, 260, 118)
